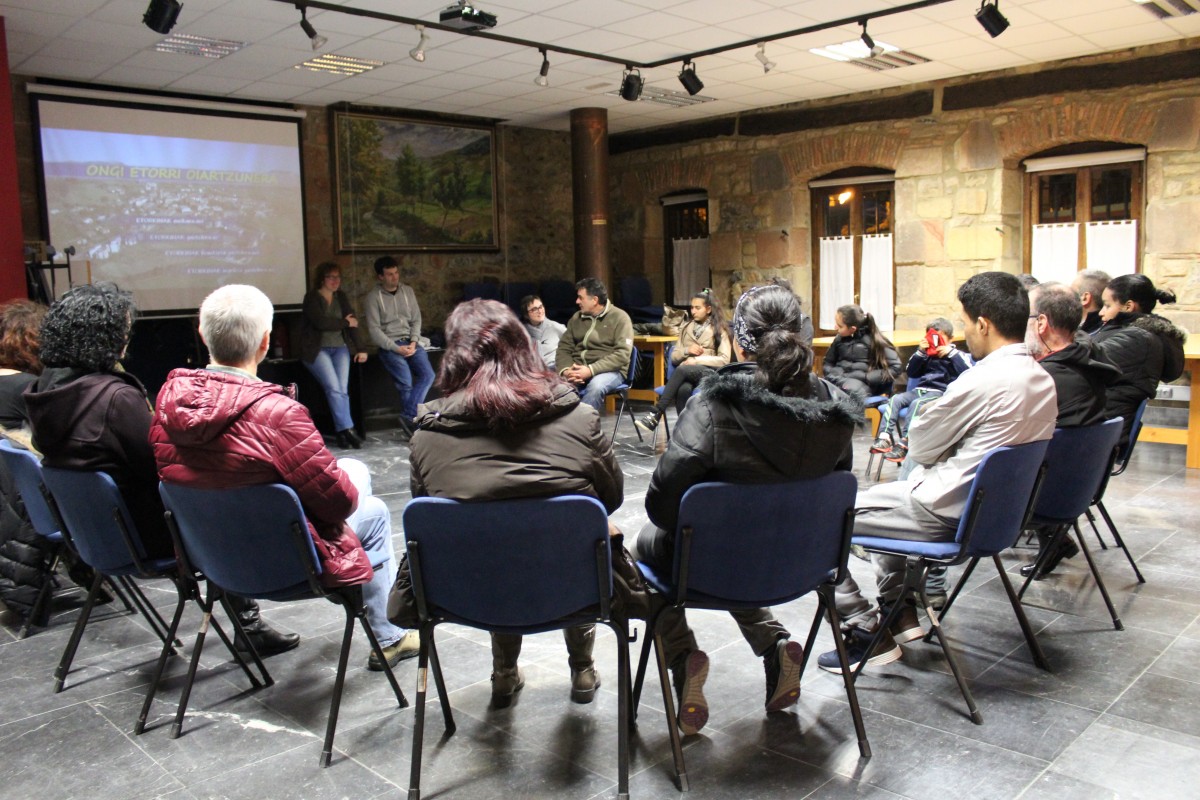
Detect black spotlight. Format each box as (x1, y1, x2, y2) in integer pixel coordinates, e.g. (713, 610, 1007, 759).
(143, 0, 183, 35)
(678, 61, 703, 96)
(620, 68, 643, 102)
(975, 1, 1009, 38)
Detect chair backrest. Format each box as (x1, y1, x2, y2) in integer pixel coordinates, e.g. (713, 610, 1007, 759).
(159, 482, 321, 599)
(1033, 419, 1124, 524)
(462, 281, 502, 302)
(1112, 397, 1149, 476)
(626, 346, 639, 386)
(501, 281, 537, 314)
(41, 467, 146, 574)
(955, 439, 1050, 557)
(673, 474, 858, 607)
(619, 276, 653, 308)
(402, 495, 611, 632)
(0, 440, 60, 538)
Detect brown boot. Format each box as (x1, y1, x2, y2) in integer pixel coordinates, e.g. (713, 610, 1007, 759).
(564, 625, 600, 704)
(491, 633, 525, 708)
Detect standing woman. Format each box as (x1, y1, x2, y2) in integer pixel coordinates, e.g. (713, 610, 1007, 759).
(636, 289, 732, 434)
(300, 262, 366, 449)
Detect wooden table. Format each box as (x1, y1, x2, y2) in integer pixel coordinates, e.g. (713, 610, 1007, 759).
(811, 330, 956, 375)
(1138, 338, 1200, 469)
(605, 334, 676, 413)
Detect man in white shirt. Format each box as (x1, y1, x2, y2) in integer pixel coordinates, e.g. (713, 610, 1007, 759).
(819, 271, 1057, 674)
(363, 256, 435, 437)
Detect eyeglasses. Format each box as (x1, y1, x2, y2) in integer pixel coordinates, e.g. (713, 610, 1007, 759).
(527, 304, 545, 312)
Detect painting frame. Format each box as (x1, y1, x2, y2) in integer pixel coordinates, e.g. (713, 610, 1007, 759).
(332, 110, 499, 252)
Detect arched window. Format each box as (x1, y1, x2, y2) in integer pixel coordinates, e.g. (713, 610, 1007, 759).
(810, 170, 895, 333)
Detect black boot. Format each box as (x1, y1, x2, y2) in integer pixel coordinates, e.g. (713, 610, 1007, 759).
(635, 409, 662, 435)
(337, 428, 363, 449)
(1020, 531, 1080, 579)
(228, 595, 300, 658)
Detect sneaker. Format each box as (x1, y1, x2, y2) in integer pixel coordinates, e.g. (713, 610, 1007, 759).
(764, 639, 804, 712)
(869, 435, 893, 454)
(926, 592, 947, 612)
(885, 442, 908, 463)
(885, 601, 924, 644)
(491, 667, 525, 708)
(671, 650, 709, 736)
(634, 412, 661, 435)
(570, 665, 601, 704)
(817, 627, 902, 674)
(367, 630, 420, 671)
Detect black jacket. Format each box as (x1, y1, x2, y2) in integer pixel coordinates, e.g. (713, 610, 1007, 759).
(645, 364, 860, 534)
(299, 289, 363, 363)
(1038, 339, 1119, 428)
(822, 330, 901, 397)
(1092, 312, 1188, 438)
(0, 458, 53, 622)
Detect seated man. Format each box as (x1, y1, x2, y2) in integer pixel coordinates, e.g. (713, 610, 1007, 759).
(364, 255, 435, 438)
(1021, 281, 1118, 578)
(819, 272, 1058, 673)
(555, 278, 634, 411)
(1071, 269, 1110, 335)
(521, 294, 566, 369)
(152, 285, 416, 670)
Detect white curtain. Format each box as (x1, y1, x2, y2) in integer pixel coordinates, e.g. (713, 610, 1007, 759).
(1031, 223, 1080, 283)
(672, 237, 710, 303)
(819, 236, 855, 330)
(1086, 220, 1138, 277)
(859, 234, 894, 331)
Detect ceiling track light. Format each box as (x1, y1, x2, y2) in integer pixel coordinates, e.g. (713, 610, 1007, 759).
(619, 67, 643, 102)
(755, 42, 776, 74)
(678, 60, 704, 96)
(534, 49, 550, 87)
(859, 19, 883, 58)
(410, 24, 429, 62)
(298, 7, 327, 51)
(143, 0, 183, 35)
(975, 0, 1010, 38)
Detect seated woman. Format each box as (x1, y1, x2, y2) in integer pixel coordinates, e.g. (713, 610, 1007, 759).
(404, 299, 624, 707)
(636, 289, 731, 434)
(300, 262, 366, 449)
(25, 284, 299, 659)
(635, 284, 859, 735)
(1091, 273, 1187, 442)
(822, 304, 901, 399)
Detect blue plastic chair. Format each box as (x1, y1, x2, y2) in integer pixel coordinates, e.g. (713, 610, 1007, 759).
(1017, 419, 1125, 629)
(1082, 399, 1148, 583)
(617, 276, 662, 324)
(500, 281, 537, 315)
(853, 439, 1050, 724)
(632, 476, 870, 790)
(159, 481, 408, 767)
(461, 280, 501, 303)
(402, 495, 629, 800)
(539, 278, 576, 324)
(38, 466, 194, 697)
(604, 346, 641, 447)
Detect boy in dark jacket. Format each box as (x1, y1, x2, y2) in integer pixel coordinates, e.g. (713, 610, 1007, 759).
(870, 317, 971, 462)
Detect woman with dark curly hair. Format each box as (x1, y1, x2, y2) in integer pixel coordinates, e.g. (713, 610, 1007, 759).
(0, 299, 47, 429)
(399, 299, 624, 708)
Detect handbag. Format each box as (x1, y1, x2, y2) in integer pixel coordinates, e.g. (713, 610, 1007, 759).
(310, 522, 374, 588)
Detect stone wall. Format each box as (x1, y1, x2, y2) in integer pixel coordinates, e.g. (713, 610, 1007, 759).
(610, 51, 1200, 336)
(11, 79, 575, 330)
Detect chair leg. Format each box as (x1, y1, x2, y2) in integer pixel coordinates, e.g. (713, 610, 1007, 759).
(611, 620, 631, 800)
(652, 630, 688, 792)
(631, 606, 664, 717)
(819, 586, 871, 759)
(53, 571, 106, 693)
(426, 634, 455, 735)
(990, 555, 1050, 672)
(1085, 507, 1109, 550)
(319, 607, 357, 768)
(20, 551, 61, 639)
(797, 599, 824, 678)
(922, 557, 979, 645)
(408, 623, 432, 800)
(135, 579, 189, 735)
(1072, 521, 1124, 631)
(1095, 500, 1146, 584)
(171, 604, 213, 739)
(125, 577, 180, 647)
(215, 594, 271, 688)
(661, 412, 671, 443)
(106, 574, 136, 613)
(915, 566, 982, 725)
(356, 610, 408, 709)
(1016, 525, 1067, 602)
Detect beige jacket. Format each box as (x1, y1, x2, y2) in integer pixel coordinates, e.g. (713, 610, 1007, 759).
(670, 319, 732, 369)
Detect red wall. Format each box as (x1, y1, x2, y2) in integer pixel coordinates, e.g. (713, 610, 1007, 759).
(0, 18, 27, 300)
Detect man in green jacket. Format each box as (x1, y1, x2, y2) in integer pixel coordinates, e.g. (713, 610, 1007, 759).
(555, 278, 634, 411)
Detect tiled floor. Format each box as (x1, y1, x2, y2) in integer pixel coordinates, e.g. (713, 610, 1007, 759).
(2, 404, 1196, 800)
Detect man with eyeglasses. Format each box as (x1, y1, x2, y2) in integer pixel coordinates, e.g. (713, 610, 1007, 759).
(521, 294, 566, 369)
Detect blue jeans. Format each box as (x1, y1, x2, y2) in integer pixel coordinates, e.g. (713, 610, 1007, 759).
(339, 458, 405, 647)
(377, 344, 435, 420)
(303, 346, 353, 432)
(578, 370, 625, 411)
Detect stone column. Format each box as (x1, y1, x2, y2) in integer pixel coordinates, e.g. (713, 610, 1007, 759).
(570, 108, 610, 286)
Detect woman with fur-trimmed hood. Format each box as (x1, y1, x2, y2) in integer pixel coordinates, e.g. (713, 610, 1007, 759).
(1091, 274, 1188, 441)
(634, 284, 861, 738)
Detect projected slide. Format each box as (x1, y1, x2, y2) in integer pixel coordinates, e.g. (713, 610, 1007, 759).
(36, 98, 307, 313)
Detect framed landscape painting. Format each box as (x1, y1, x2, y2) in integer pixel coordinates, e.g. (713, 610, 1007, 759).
(333, 111, 498, 251)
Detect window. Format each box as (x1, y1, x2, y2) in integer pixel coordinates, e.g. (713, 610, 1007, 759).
(810, 172, 895, 333)
(662, 191, 709, 305)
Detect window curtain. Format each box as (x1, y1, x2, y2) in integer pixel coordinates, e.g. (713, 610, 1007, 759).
(672, 237, 710, 304)
(859, 234, 894, 331)
(1085, 220, 1137, 277)
(819, 236, 855, 330)
(1031, 223, 1080, 284)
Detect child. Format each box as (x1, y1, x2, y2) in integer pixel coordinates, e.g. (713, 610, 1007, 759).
(870, 317, 971, 462)
(822, 304, 901, 399)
